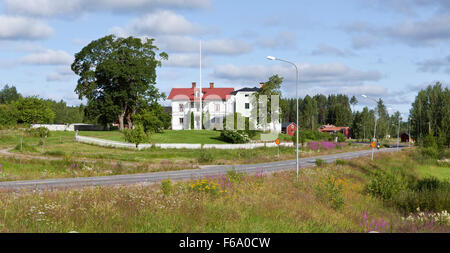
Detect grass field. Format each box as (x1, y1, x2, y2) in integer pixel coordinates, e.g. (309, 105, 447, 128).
(79, 130, 230, 144)
(0, 149, 447, 233)
(0, 129, 370, 182)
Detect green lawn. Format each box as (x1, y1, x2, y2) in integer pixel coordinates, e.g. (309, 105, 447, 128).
(79, 130, 228, 144)
(416, 164, 450, 180)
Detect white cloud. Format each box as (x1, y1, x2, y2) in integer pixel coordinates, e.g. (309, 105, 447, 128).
(0, 15, 53, 40)
(256, 31, 296, 49)
(4, 0, 211, 17)
(127, 11, 204, 36)
(46, 66, 76, 82)
(417, 55, 450, 74)
(163, 53, 212, 68)
(312, 44, 357, 57)
(21, 49, 73, 65)
(214, 62, 381, 85)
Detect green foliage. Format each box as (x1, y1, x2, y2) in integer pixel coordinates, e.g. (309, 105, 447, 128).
(365, 170, 407, 200)
(410, 82, 450, 146)
(315, 159, 325, 167)
(26, 127, 50, 138)
(392, 177, 450, 213)
(197, 151, 214, 163)
(160, 179, 173, 195)
(291, 131, 306, 148)
(0, 104, 19, 126)
(0, 85, 22, 104)
(46, 99, 84, 124)
(123, 124, 148, 148)
(133, 106, 169, 133)
(335, 159, 346, 166)
(72, 35, 168, 130)
(13, 142, 37, 152)
(190, 112, 194, 130)
(15, 97, 55, 124)
(314, 176, 345, 210)
(332, 132, 346, 142)
(220, 130, 250, 144)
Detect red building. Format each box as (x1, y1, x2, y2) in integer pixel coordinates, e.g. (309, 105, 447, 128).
(318, 124, 351, 138)
(282, 122, 297, 136)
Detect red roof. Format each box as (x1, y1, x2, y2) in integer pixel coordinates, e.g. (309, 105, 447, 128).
(168, 87, 234, 101)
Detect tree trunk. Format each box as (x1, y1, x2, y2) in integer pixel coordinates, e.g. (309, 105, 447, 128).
(118, 113, 125, 131)
(126, 114, 133, 130)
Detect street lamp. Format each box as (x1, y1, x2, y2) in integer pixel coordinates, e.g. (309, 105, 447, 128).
(361, 94, 379, 160)
(267, 56, 299, 180)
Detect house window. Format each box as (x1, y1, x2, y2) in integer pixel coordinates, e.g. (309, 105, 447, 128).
(179, 118, 184, 124)
(245, 103, 250, 109)
(245, 94, 249, 97)
(211, 117, 215, 123)
(191, 102, 194, 108)
(215, 104, 220, 112)
(179, 104, 184, 112)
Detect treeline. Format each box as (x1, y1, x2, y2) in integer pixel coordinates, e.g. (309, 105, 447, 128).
(410, 82, 450, 148)
(279, 82, 449, 146)
(0, 84, 172, 132)
(280, 94, 404, 140)
(0, 85, 85, 126)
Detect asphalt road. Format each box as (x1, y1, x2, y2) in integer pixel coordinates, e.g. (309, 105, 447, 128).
(0, 148, 400, 191)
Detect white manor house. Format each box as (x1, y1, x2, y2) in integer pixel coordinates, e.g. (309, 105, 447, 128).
(168, 82, 281, 132)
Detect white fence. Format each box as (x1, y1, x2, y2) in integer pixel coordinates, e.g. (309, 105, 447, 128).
(75, 134, 293, 150)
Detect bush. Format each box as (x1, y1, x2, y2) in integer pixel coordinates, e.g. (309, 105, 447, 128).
(26, 127, 50, 138)
(14, 142, 36, 152)
(420, 147, 439, 159)
(220, 130, 250, 144)
(44, 150, 66, 156)
(315, 159, 326, 167)
(160, 179, 173, 195)
(314, 176, 345, 210)
(332, 132, 346, 142)
(335, 159, 346, 166)
(365, 170, 407, 200)
(197, 152, 214, 163)
(123, 124, 148, 148)
(393, 188, 450, 213)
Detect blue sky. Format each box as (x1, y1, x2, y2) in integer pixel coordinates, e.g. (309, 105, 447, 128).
(0, 0, 449, 118)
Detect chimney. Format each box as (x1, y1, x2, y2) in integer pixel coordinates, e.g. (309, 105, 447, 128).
(209, 82, 214, 88)
(192, 82, 196, 88)
(260, 82, 264, 88)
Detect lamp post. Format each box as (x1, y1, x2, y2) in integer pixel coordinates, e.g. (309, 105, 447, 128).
(267, 56, 299, 180)
(361, 94, 379, 160)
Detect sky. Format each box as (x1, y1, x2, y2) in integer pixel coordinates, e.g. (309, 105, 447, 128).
(0, 0, 449, 118)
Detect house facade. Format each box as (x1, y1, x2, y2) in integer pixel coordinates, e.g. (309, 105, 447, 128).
(167, 82, 281, 132)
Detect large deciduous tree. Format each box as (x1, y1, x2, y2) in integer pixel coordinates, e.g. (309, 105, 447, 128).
(71, 35, 168, 130)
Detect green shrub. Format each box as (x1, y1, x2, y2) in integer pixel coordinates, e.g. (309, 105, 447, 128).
(393, 188, 450, 213)
(190, 179, 221, 195)
(44, 150, 66, 156)
(332, 132, 346, 142)
(26, 127, 50, 138)
(197, 152, 214, 163)
(123, 124, 148, 148)
(335, 159, 346, 166)
(314, 176, 345, 210)
(420, 147, 439, 159)
(315, 159, 326, 167)
(220, 130, 250, 144)
(160, 179, 173, 195)
(14, 142, 36, 152)
(415, 177, 443, 191)
(365, 170, 407, 200)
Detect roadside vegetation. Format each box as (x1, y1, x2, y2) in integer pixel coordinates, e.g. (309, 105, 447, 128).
(0, 149, 447, 233)
(0, 129, 369, 182)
